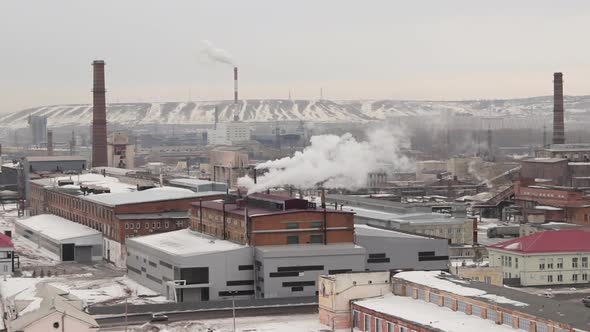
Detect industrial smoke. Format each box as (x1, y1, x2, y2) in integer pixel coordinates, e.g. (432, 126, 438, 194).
(201, 40, 235, 66)
(238, 127, 413, 194)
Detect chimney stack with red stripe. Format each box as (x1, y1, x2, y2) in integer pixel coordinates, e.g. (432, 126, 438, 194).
(553, 72, 565, 145)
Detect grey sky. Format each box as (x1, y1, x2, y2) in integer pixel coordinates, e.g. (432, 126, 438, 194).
(1, 0, 590, 113)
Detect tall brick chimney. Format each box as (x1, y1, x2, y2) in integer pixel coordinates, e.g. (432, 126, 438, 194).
(92, 60, 108, 167)
(553, 72, 565, 145)
(47, 130, 53, 156)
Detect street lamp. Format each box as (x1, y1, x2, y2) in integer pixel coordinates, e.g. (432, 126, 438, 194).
(228, 290, 239, 332)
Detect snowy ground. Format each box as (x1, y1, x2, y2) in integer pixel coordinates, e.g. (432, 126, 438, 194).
(0, 274, 170, 316)
(120, 314, 334, 332)
(476, 218, 514, 246)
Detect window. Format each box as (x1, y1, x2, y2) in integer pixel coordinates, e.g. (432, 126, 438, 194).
(548, 275, 553, 282)
(352, 311, 360, 328)
(508, 256, 512, 267)
(165, 221, 169, 229)
(125, 223, 129, 230)
(287, 235, 299, 245)
(136, 223, 140, 229)
(364, 314, 370, 332)
(583, 257, 588, 268)
(558, 274, 563, 282)
(399, 327, 408, 332)
(547, 258, 554, 269)
(484, 276, 492, 284)
(515, 257, 518, 269)
(502, 313, 513, 326)
(518, 319, 531, 331)
(286, 223, 298, 229)
(457, 301, 467, 313)
(311, 221, 322, 228)
(557, 258, 563, 269)
(130, 223, 134, 230)
(310, 234, 323, 244)
(152, 222, 156, 229)
(472, 305, 482, 317)
(573, 274, 579, 282)
(573, 257, 579, 268)
(387, 322, 394, 332)
(539, 258, 545, 270)
(583, 274, 588, 281)
(157, 222, 161, 229)
(375, 318, 382, 332)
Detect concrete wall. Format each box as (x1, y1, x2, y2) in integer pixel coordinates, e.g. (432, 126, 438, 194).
(356, 234, 449, 271)
(255, 246, 366, 299)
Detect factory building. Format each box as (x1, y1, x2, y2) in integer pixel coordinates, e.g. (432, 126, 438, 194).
(15, 214, 102, 263)
(126, 193, 451, 303)
(354, 224, 449, 272)
(168, 178, 228, 193)
(107, 132, 135, 169)
(209, 150, 250, 188)
(28, 173, 225, 267)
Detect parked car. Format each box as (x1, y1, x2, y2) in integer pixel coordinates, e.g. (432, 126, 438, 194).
(151, 313, 169, 322)
(582, 296, 590, 307)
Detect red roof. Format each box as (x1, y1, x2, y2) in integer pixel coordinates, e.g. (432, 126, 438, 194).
(0, 233, 14, 248)
(489, 229, 590, 254)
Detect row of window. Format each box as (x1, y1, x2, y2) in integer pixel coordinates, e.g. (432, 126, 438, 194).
(539, 257, 588, 270)
(546, 273, 588, 282)
(352, 311, 414, 332)
(124, 221, 181, 230)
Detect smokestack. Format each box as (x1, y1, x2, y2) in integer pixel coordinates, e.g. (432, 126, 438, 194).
(214, 105, 219, 130)
(47, 130, 53, 156)
(320, 188, 326, 209)
(553, 72, 565, 145)
(92, 60, 108, 167)
(234, 67, 238, 105)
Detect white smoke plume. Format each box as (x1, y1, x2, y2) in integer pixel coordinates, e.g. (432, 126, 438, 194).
(238, 126, 414, 194)
(201, 40, 235, 66)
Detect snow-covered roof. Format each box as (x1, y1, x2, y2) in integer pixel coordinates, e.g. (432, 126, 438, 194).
(355, 294, 518, 332)
(393, 271, 527, 306)
(16, 214, 101, 241)
(128, 229, 244, 256)
(534, 205, 563, 211)
(31, 173, 136, 194)
(168, 178, 226, 188)
(83, 187, 224, 207)
(354, 224, 430, 239)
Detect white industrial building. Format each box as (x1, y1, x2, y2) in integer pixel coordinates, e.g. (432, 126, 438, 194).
(15, 214, 103, 263)
(207, 122, 250, 146)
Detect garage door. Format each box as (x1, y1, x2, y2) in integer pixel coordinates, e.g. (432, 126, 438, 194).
(75, 246, 92, 263)
(62, 243, 75, 261)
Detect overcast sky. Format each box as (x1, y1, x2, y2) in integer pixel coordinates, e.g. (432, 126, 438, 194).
(1, 0, 590, 112)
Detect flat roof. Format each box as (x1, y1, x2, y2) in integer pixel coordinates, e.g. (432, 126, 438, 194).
(115, 211, 189, 220)
(198, 200, 353, 217)
(16, 214, 101, 241)
(355, 294, 516, 332)
(392, 213, 465, 225)
(25, 156, 86, 162)
(168, 178, 226, 188)
(523, 158, 567, 163)
(128, 228, 244, 256)
(354, 224, 432, 239)
(84, 187, 224, 207)
(31, 173, 136, 194)
(393, 270, 590, 330)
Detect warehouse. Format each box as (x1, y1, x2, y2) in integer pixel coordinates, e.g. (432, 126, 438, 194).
(15, 214, 102, 263)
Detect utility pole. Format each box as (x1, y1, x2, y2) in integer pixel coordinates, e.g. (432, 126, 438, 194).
(124, 296, 128, 332)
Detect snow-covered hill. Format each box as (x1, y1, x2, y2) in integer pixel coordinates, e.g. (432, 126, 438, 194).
(2, 96, 590, 128)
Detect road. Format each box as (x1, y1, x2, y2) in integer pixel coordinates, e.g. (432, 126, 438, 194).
(96, 303, 318, 329)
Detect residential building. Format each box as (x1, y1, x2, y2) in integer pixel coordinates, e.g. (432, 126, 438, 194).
(15, 214, 102, 263)
(9, 284, 99, 332)
(28, 173, 225, 266)
(452, 265, 504, 287)
(343, 270, 587, 331)
(488, 229, 590, 286)
(207, 121, 250, 146)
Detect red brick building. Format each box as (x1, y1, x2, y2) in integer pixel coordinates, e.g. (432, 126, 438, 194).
(29, 174, 224, 266)
(190, 193, 354, 246)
